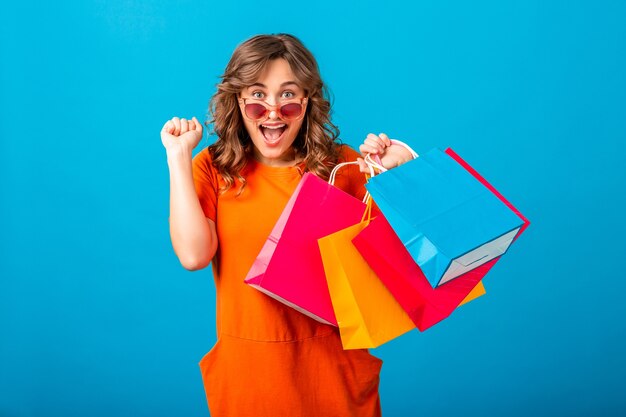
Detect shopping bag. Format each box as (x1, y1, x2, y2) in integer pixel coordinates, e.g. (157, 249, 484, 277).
(244, 164, 367, 326)
(365, 146, 525, 287)
(459, 280, 486, 306)
(318, 199, 415, 349)
(354, 147, 530, 331)
(353, 214, 494, 331)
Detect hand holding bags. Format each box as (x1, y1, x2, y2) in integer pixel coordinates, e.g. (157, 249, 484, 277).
(244, 163, 367, 326)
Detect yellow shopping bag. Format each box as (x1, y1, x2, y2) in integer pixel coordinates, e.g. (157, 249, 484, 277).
(318, 199, 416, 350)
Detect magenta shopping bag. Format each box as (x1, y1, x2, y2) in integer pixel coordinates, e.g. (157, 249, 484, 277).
(244, 165, 367, 326)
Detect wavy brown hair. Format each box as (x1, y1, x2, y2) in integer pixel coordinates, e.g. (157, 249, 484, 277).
(205, 33, 342, 194)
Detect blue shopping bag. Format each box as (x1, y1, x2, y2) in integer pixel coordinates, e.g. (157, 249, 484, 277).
(365, 147, 524, 288)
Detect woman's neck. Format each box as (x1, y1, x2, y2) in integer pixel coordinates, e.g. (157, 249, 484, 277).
(252, 149, 302, 167)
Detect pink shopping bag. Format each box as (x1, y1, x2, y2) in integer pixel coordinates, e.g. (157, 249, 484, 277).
(245, 166, 367, 326)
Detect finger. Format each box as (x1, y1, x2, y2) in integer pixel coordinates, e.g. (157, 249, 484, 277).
(187, 118, 195, 131)
(167, 120, 176, 134)
(162, 120, 173, 132)
(366, 133, 384, 146)
(192, 117, 203, 133)
(365, 133, 386, 151)
(365, 138, 385, 154)
(360, 145, 381, 155)
(359, 143, 374, 154)
(188, 118, 198, 131)
(180, 118, 189, 134)
(356, 158, 368, 174)
(360, 140, 384, 155)
(171, 117, 181, 136)
(379, 133, 391, 147)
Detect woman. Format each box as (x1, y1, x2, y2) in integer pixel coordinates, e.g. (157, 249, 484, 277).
(161, 34, 412, 417)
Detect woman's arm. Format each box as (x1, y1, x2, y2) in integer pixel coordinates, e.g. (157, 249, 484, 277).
(162, 117, 218, 271)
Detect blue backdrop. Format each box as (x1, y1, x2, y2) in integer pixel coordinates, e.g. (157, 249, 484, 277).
(1, 1, 624, 416)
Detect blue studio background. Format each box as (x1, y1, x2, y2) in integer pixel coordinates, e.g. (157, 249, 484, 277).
(1, 1, 625, 416)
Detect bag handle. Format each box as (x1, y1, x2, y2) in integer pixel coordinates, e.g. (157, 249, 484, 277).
(328, 159, 376, 203)
(364, 139, 419, 173)
(360, 193, 374, 223)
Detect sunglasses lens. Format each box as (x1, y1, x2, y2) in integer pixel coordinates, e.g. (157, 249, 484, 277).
(280, 103, 303, 119)
(245, 103, 267, 120)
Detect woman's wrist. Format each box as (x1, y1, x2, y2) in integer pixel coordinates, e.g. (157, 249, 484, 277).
(166, 146, 193, 167)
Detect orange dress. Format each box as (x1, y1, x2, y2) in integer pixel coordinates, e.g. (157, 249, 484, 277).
(192, 144, 383, 417)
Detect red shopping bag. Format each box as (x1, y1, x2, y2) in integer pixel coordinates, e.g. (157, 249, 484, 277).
(353, 215, 495, 331)
(245, 166, 367, 326)
(353, 148, 530, 331)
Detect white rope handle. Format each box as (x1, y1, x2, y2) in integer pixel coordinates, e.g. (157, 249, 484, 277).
(329, 162, 356, 185)
(328, 160, 375, 184)
(364, 154, 386, 173)
(328, 159, 376, 203)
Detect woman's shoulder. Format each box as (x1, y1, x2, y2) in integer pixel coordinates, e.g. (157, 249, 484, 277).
(192, 147, 220, 182)
(193, 146, 220, 169)
(193, 146, 213, 164)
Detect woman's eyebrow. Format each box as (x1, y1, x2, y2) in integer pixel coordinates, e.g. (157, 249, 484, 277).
(248, 81, 300, 89)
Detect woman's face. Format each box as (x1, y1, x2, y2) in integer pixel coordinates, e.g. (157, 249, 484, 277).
(239, 58, 307, 166)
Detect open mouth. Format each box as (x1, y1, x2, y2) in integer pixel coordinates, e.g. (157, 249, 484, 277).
(259, 123, 288, 145)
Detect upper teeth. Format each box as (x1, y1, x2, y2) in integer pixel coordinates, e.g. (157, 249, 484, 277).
(261, 124, 285, 129)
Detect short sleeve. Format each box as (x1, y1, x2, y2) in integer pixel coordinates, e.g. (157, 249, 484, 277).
(192, 148, 219, 223)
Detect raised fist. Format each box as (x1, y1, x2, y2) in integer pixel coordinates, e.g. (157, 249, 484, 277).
(161, 116, 203, 154)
